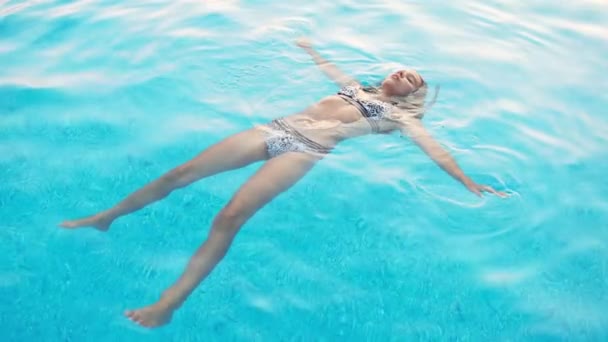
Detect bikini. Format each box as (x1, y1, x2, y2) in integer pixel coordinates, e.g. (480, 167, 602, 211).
(262, 118, 332, 158)
(336, 85, 394, 134)
(262, 85, 394, 158)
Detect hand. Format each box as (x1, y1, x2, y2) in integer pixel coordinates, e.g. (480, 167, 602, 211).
(465, 182, 507, 198)
(295, 37, 313, 50)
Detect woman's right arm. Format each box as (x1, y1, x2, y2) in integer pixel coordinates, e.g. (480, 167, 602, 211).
(400, 119, 506, 197)
(296, 38, 359, 88)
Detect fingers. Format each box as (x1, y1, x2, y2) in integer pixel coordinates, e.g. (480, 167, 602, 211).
(468, 184, 507, 198)
(466, 184, 482, 197)
(295, 37, 312, 49)
(481, 185, 508, 198)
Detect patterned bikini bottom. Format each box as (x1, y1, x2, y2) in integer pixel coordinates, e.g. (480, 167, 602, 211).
(258, 118, 332, 158)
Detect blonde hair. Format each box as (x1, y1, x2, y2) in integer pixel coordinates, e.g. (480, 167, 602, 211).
(363, 80, 439, 122)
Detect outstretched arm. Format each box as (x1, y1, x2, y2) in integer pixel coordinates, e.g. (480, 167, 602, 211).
(400, 119, 506, 197)
(296, 38, 359, 88)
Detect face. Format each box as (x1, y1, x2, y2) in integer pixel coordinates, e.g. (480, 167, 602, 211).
(381, 69, 424, 96)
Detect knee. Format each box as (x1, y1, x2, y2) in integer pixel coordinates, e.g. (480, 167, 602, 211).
(212, 200, 250, 235)
(164, 165, 193, 189)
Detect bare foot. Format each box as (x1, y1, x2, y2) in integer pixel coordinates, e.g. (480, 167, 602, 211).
(59, 213, 112, 231)
(125, 302, 174, 328)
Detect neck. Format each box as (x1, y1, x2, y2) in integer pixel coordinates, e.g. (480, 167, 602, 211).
(377, 87, 394, 101)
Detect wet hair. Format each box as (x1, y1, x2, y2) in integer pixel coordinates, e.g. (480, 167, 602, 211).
(362, 77, 438, 120)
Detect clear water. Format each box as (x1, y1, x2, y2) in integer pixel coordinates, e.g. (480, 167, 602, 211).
(1, 0, 607, 340)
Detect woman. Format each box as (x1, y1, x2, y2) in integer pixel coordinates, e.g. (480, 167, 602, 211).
(60, 38, 506, 328)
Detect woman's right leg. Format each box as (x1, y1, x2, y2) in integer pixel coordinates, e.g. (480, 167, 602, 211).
(60, 128, 269, 231)
(125, 151, 322, 327)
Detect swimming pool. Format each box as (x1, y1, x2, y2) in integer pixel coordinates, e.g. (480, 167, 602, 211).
(1, 0, 607, 340)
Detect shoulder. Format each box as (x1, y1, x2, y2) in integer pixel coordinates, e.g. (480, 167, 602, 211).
(337, 83, 360, 96)
(386, 104, 426, 121)
(383, 112, 424, 131)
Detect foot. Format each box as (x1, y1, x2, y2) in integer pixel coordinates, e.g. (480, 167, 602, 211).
(59, 213, 113, 231)
(125, 302, 174, 328)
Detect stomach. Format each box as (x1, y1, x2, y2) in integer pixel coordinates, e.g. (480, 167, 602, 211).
(281, 95, 371, 146)
(292, 95, 363, 124)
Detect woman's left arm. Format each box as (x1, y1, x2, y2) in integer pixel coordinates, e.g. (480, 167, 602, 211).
(296, 38, 359, 88)
(399, 119, 506, 197)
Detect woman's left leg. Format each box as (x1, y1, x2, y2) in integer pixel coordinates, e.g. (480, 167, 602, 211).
(125, 151, 323, 328)
(60, 128, 269, 231)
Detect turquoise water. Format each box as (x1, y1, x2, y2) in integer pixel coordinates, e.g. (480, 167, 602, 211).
(2, 0, 608, 340)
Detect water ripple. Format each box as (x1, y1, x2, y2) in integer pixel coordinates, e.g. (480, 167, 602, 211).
(1, 0, 607, 340)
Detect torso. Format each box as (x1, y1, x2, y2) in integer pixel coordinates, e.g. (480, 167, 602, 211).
(281, 85, 400, 147)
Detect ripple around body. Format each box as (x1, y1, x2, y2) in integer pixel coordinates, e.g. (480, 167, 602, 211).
(1, 0, 607, 340)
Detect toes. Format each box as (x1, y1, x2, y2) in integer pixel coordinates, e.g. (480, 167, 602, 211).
(125, 307, 164, 328)
(126, 310, 141, 321)
(61, 220, 82, 229)
(125, 310, 151, 327)
(135, 317, 150, 327)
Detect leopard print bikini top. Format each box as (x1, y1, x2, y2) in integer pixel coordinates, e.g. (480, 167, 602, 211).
(337, 85, 394, 133)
